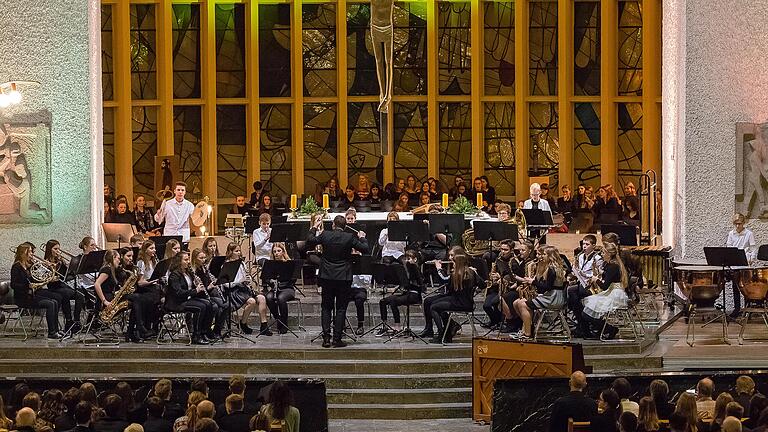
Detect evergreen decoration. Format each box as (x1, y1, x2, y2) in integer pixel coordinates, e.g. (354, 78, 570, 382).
(297, 196, 323, 216)
(448, 195, 480, 215)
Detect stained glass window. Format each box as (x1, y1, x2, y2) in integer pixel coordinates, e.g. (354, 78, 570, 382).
(303, 4, 337, 98)
(574, 102, 601, 188)
(618, 103, 642, 189)
(529, 102, 559, 189)
(102, 5, 113, 101)
(485, 103, 515, 197)
(216, 105, 247, 199)
(130, 4, 157, 100)
(438, 2, 471, 95)
(260, 5, 291, 97)
(348, 102, 383, 186)
(394, 103, 428, 183)
(439, 102, 471, 187)
(574, 0, 600, 96)
(347, 4, 378, 96)
(529, 0, 557, 96)
(104, 108, 115, 190)
(483, 1, 514, 96)
(172, 4, 201, 99)
(393, 2, 427, 95)
(260, 104, 292, 199)
(216, 4, 246, 98)
(304, 103, 338, 196)
(132, 107, 158, 197)
(173, 106, 202, 197)
(618, 0, 642, 96)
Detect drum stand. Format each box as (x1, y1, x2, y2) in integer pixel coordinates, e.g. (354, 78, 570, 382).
(736, 300, 768, 345)
(687, 303, 730, 347)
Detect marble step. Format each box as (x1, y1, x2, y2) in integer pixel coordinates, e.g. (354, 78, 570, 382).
(327, 387, 472, 405)
(584, 353, 664, 372)
(328, 402, 472, 420)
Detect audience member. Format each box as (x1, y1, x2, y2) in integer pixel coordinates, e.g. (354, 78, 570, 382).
(710, 393, 736, 432)
(195, 401, 215, 421)
(152, 380, 183, 422)
(93, 394, 130, 432)
(0, 395, 12, 431)
(215, 375, 258, 421)
(218, 395, 250, 432)
(650, 379, 675, 420)
(745, 394, 768, 430)
(189, 380, 209, 398)
(193, 418, 218, 432)
(38, 390, 64, 430)
(262, 382, 300, 432)
(13, 407, 36, 432)
(676, 393, 699, 432)
(55, 388, 81, 431)
(124, 424, 144, 432)
(115, 382, 144, 424)
(669, 411, 690, 432)
(724, 402, 744, 421)
(549, 371, 597, 432)
(722, 416, 742, 432)
(613, 378, 639, 416)
(734, 376, 757, 414)
(79, 383, 98, 408)
(752, 408, 768, 432)
(698, 379, 717, 422)
(171, 392, 205, 432)
(142, 397, 172, 432)
(249, 413, 271, 432)
(7, 383, 31, 421)
(592, 389, 621, 432)
(620, 412, 639, 432)
(637, 397, 659, 432)
(64, 401, 93, 432)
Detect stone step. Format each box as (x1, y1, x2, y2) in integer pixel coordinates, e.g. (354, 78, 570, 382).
(328, 402, 472, 420)
(327, 387, 472, 405)
(584, 353, 664, 372)
(0, 358, 471, 376)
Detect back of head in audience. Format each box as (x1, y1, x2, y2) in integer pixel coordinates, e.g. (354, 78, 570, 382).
(749, 394, 768, 422)
(569, 371, 587, 391)
(195, 417, 219, 432)
(612, 378, 632, 400)
(669, 411, 688, 432)
(714, 392, 735, 422)
(104, 394, 123, 418)
(22, 392, 40, 411)
(250, 413, 270, 431)
(698, 378, 714, 398)
(722, 416, 742, 432)
(229, 375, 246, 396)
(63, 387, 82, 413)
(725, 401, 744, 419)
(74, 401, 92, 426)
(601, 389, 621, 418)
(649, 379, 669, 401)
(225, 394, 244, 414)
(146, 396, 165, 419)
(638, 396, 659, 431)
(154, 379, 172, 401)
(675, 393, 698, 429)
(736, 375, 755, 396)
(619, 412, 638, 432)
(15, 407, 36, 427)
(190, 379, 209, 396)
(197, 400, 215, 419)
(80, 383, 98, 405)
(124, 423, 144, 432)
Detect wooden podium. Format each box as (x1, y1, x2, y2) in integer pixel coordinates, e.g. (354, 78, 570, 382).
(472, 337, 587, 423)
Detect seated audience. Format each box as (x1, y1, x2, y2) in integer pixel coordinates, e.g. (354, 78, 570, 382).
(613, 378, 639, 416)
(708, 393, 735, 432)
(697, 378, 717, 422)
(14, 407, 36, 432)
(733, 376, 757, 414)
(676, 393, 699, 432)
(650, 379, 675, 420)
(620, 412, 639, 432)
(217, 395, 251, 432)
(152, 380, 184, 423)
(65, 401, 94, 432)
(0, 395, 12, 430)
(249, 413, 271, 432)
(93, 395, 130, 432)
(142, 397, 172, 432)
(193, 418, 218, 432)
(669, 411, 690, 432)
(637, 397, 659, 432)
(549, 371, 597, 432)
(745, 394, 768, 430)
(195, 401, 215, 421)
(124, 424, 144, 432)
(216, 376, 258, 421)
(721, 416, 742, 432)
(592, 389, 621, 432)
(261, 382, 300, 432)
(172, 392, 206, 432)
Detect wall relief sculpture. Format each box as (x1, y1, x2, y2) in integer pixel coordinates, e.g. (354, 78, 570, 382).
(0, 120, 51, 224)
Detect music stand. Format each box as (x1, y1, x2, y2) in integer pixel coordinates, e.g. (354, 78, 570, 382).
(152, 236, 184, 257)
(521, 209, 553, 226)
(260, 260, 302, 338)
(102, 223, 136, 249)
(74, 249, 109, 343)
(570, 208, 594, 233)
(758, 245, 768, 261)
(600, 224, 639, 246)
(216, 259, 257, 343)
(360, 262, 403, 337)
(427, 214, 465, 244)
(474, 221, 519, 258)
(270, 223, 310, 243)
(387, 220, 431, 246)
(704, 247, 747, 325)
(149, 258, 172, 281)
(209, 256, 226, 278)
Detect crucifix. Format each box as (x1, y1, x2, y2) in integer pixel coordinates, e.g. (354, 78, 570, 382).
(370, 0, 394, 155)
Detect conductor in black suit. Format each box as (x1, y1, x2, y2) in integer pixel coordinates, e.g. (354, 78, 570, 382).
(307, 215, 370, 348)
(549, 371, 597, 432)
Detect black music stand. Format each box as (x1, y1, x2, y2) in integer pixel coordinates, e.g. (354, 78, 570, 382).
(570, 208, 594, 233)
(260, 260, 301, 338)
(521, 208, 553, 243)
(209, 256, 226, 278)
(428, 214, 465, 245)
(102, 223, 136, 249)
(216, 259, 257, 343)
(600, 224, 639, 246)
(270, 223, 310, 265)
(704, 247, 748, 323)
(387, 220, 430, 247)
(245, 214, 260, 235)
(149, 258, 172, 282)
(153, 235, 184, 248)
(474, 220, 519, 258)
(75, 250, 110, 343)
(758, 245, 768, 261)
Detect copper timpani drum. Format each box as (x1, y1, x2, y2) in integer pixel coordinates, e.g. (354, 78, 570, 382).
(732, 266, 768, 302)
(673, 266, 726, 305)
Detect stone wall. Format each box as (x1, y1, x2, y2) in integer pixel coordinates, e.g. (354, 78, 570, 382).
(0, 0, 101, 277)
(663, 0, 768, 257)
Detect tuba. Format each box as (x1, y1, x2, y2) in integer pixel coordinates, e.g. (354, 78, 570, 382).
(462, 228, 489, 257)
(100, 272, 138, 324)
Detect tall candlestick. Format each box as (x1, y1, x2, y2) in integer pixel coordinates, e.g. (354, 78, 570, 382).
(442, 193, 449, 208)
(290, 194, 297, 209)
(322, 193, 330, 209)
(476, 192, 483, 208)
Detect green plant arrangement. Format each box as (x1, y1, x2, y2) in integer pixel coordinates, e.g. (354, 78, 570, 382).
(297, 196, 324, 216)
(448, 195, 480, 215)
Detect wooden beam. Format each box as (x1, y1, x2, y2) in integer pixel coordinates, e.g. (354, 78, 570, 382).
(514, 0, 529, 201)
(470, 0, 483, 180)
(337, 0, 349, 185)
(557, 0, 573, 190)
(291, 0, 305, 194)
(156, 0, 174, 156)
(600, 0, 618, 186)
(201, 0, 218, 225)
(642, 0, 661, 178)
(426, 0, 438, 180)
(246, 0, 261, 186)
(113, 1, 133, 200)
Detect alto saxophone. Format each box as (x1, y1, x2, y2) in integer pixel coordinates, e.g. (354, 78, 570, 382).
(517, 259, 537, 300)
(588, 259, 603, 295)
(100, 272, 138, 324)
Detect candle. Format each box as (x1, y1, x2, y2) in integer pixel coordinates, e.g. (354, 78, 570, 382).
(476, 192, 483, 208)
(442, 193, 449, 208)
(290, 194, 297, 209)
(322, 193, 330, 209)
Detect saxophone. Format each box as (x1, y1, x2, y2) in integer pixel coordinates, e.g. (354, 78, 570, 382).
(100, 272, 138, 324)
(517, 259, 537, 300)
(588, 259, 603, 295)
(485, 262, 499, 297)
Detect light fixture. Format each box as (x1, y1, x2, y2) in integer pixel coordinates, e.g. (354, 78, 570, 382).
(0, 90, 9, 108)
(0, 80, 39, 108)
(7, 83, 21, 105)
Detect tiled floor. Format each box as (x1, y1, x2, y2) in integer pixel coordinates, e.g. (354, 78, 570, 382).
(329, 419, 490, 432)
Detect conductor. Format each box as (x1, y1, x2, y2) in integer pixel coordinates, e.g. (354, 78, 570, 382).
(307, 215, 370, 348)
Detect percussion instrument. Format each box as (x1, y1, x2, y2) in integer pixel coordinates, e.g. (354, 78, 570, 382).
(732, 265, 768, 302)
(629, 245, 671, 288)
(673, 265, 725, 305)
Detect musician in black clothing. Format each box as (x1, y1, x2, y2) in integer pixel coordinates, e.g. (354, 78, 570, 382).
(191, 248, 226, 339)
(263, 242, 297, 334)
(117, 248, 156, 342)
(376, 250, 424, 336)
(483, 240, 515, 329)
(10, 243, 63, 339)
(511, 246, 568, 340)
(166, 251, 216, 345)
(112, 200, 138, 227)
(43, 239, 84, 333)
(499, 241, 534, 332)
(429, 253, 482, 343)
(228, 195, 252, 215)
(306, 215, 370, 348)
(418, 245, 465, 339)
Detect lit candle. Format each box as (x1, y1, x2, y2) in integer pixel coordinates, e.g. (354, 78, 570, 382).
(476, 192, 483, 208)
(442, 193, 449, 208)
(322, 193, 330, 209)
(290, 194, 297, 209)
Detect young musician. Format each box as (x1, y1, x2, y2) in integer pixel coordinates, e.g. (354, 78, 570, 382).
(258, 194, 274, 216)
(342, 208, 368, 334)
(557, 185, 574, 224)
(129, 234, 145, 248)
(593, 186, 621, 223)
(568, 234, 603, 336)
(163, 240, 181, 261)
(154, 181, 195, 242)
(117, 248, 155, 342)
(249, 181, 264, 207)
(377, 250, 424, 336)
(203, 237, 220, 261)
(76, 236, 100, 290)
(223, 243, 272, 336)
(229, 195, 251, 215)
(339, 185, 357, 209)
(166, 251, 216, 345)
(511, 246, 568, 340)
(251, 213, 273, 264)
(393, 192, 410, 212)
(483, 240, 515, 329)
(405, 175, 420, 201)
(369, 183, 383, 203)
(419, 246, 465, 339)
(379, 212, 406, 264)
(573, 184, 592, 209)
(133, 194, 159, 235)
(726, 213, 756, 314)
(93, 250, 136, 342)
(499, 241, 535, 333)
(263, 243, 296, 334)
(11, 243, 63, 339)
(581, 242, 629, 339)
(307, 214, 370, 348)
(43, 240, 83, 332)
(429, 254, 482, 343)
(191, 248, 225, 339)
(112, 200, 138, 227)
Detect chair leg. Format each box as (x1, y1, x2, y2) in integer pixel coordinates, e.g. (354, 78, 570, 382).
(738, 311, 749, 345)
(687, 308, 696, 347)
(441, 312, 454, 345)
(559, 311, 572, 342)
(533, 311, 545, 342)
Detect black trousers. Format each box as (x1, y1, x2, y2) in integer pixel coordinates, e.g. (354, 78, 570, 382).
(180, 298, 214, 336)
(48, 281, 83, 323)
(209, 295, 226, 333)
(422, 293, 452, 332)
(136, 285, 163, 330)
(351, 288, 367, 324)
(431, 296, 473, 339)
(124, 293, 152, 332)
(483, 290, 502, 325)
(581, 311, 617, 336)
(266, 288, 296, 325)
(379, 291, 421, 323)
(17, 290, 60, 334)
(567, 283, 590, 324)
(319, 278, 352, 340)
